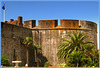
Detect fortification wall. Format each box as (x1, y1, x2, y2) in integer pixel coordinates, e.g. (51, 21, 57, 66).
(32, 29, 96, 66)
(1, 16, 97, 67)
(1, 23, 34, 66)
(30, 19, 97, 66)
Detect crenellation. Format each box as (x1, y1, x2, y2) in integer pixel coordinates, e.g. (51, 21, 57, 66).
(60, 19, 79, 28)
(23, 20, 36, 28)
(4, 16, 97, 30)
(38, 20, 58, 28)
(80, 20, 97, 32)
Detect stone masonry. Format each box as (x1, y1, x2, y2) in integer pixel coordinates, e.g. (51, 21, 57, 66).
(1, 16, 97, 67)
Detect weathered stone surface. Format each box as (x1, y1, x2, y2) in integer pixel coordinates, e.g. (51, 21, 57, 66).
(1, 23, 34, 66)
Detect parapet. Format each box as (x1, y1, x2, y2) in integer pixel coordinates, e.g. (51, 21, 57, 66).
(23, 20, 36, 28)
(60, 19, 79, 28)
(80, 20, 97, 32)
(2, 16, 97, 31)
(38, 20, 58, 28)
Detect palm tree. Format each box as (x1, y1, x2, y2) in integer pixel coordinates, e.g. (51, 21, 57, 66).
(23, 37, 33, 66)
(84, 44, 94, 57)
(33, 44, 41, 67)
(83, 44, 99, 67)
(67, 51, 83, 67)
(57, 31, 94, 63)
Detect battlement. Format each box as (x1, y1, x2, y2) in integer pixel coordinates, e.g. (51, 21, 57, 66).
(80, 20, 97, 32)
(2, 16, 97, 31)
(23, 20, 36, 28)
(60, 19, 79, 28)
(38, 20, 58, 28)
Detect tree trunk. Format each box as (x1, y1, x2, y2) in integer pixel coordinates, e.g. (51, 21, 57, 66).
(36, 50, 39, 67)
(64, 55, 66, 63)
(26, 46, 29, 65)
(34, 50, 37, 62)
(34, 49, 39, 67)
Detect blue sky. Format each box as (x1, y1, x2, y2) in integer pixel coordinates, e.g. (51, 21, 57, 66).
(0, 1, 99, 49)
(1, 1, 99, 25)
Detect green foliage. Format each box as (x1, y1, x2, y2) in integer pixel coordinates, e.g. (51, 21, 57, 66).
(57, 63, 66, 67)
(33, 44, 41, 50)
(44, 61, 52, 67)
(67, 51, 86, 67)
(23, 37, 33, 47)
(83, 44, 99, 67)
(57, 31, 99, 67)
(57, 31, 93, 62)
(84, 44, 94, 51)
(1, 55, 10, 66)
(66, 46, 99, 67)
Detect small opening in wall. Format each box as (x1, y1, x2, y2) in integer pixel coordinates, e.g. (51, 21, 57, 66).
(36, 20, 38, 26)
(79, 20, 80, 26)
(58, 19, 60, 25)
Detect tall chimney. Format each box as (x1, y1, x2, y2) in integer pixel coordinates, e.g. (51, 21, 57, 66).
(18, 16, 23, 26)
(18, 16, 22, 24)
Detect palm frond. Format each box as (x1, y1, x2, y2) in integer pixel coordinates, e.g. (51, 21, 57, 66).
(61, 38, 72, 43)
(23, 37, 33, 46)
(79, 35, 88, 44)
(33, 45, 41, 50)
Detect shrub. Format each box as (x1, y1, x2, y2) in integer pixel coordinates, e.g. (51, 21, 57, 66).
(1, 55, 10, 66)
(57, 63, 66, 67)
(67, 51, 84, 67)
(66, 48, 99, 67)
(44, 61, 52, 67)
